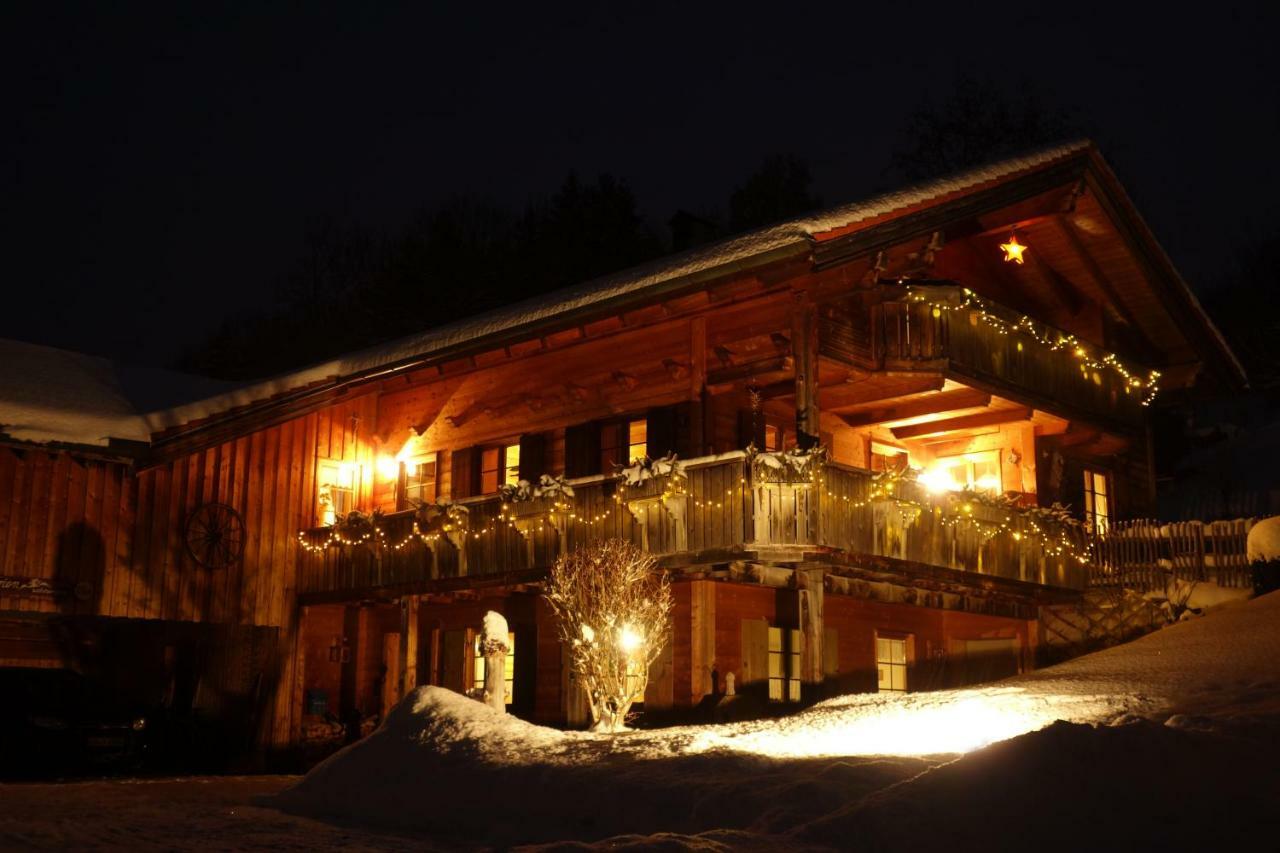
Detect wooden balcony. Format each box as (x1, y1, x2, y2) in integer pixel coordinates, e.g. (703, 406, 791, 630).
(861, 285, 1153, 427)
(297, 453, 1089, 599)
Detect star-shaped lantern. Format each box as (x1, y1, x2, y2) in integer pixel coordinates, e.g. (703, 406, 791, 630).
(999, 234, 1027, 264)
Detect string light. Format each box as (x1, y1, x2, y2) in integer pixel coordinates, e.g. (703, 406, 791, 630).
(298, 456, 1093, 569)
(904, 286, 1161, 405)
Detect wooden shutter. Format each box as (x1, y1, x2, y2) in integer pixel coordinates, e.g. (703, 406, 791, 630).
(564, 422, 600, 478)
(740, 618, 769, 686)
(647, 405, 677, 459)
(737, 410, 766, 451)
(599, 421, 625, 472)
(441, 629, 466, 694)
(1061, 457, 1087, 520)
(647, 403, 692, 459)
(450, 447, 478, 499)
(823, 626, 839, 677)
(518, 433, 547, 482)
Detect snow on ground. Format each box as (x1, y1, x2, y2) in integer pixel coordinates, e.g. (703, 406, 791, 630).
(0, 776, 436, 852)
(1250, 515, 1280, 562)
(264, 593, 1280, 849)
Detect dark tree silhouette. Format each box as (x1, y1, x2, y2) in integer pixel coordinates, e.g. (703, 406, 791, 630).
(728, 154, 822, 232)
(1200, 234, 1280, 389)
(180, 175, 663, 380)
(890, 75, 1085, 183)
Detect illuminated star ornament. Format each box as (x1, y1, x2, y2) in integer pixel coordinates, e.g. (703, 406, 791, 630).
(999, 233, 1027, 264)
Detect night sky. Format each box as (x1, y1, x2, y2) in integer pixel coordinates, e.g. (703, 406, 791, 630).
(5, 3, 1278, 369)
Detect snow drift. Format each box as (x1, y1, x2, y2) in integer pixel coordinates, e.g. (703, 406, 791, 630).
(265, 593, 1280, 848)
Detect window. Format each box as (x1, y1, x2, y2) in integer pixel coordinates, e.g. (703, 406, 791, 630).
(473, 631, 515, 704)
(870, 441, 909, 474)
(480, 443, 521, 494)
(627, 419, 648, 464)
(764, 423, 781, 453)
(317, 460, 358, 526)
(876, 635, 909, 692)
(1083, 469, 1111, 535)
(767, 627, 801, 702)
(601, 417, 648, 471)
(933, 451, 1001, 494)
(399, 452, 438, 509)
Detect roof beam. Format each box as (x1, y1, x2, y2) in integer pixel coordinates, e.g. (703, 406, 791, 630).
(1051, 214, 1162, 359)
(838, 388, 992, 429)
(891, 406, 1031, 439)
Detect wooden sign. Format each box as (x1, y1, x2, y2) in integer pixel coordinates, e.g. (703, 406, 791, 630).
(0, 576, 86, 599)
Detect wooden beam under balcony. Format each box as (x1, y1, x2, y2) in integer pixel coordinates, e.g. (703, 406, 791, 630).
(705, 355, 792, 389)
(819, 373, 946, 412)
(890, 406, 1032, 439)
(838, 388, 991, 429)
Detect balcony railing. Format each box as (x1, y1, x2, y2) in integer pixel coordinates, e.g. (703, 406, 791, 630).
(867, 285, 1154, 425)
(297, 453, 1090, 597)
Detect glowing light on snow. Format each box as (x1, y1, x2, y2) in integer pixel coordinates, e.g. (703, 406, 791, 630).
(618, 625, 643, 653)
(687, 688, 1110, 758)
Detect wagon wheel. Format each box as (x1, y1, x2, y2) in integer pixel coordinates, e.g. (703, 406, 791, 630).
(184, 502, 245, 569)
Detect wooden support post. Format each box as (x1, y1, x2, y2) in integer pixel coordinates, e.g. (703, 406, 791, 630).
(445, 527, 469, 577)
(689, 579, 716, 702)
(796, 566, 825, 690)
(690, 317, 707, 456)
(792, 299, 820, 448)
(400, 594, 420, 698)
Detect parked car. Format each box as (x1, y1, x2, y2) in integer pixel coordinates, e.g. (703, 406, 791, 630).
(0, 667, 148, 778)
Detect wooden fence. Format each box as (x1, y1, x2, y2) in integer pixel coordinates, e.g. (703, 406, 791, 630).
(1090, 518, 1255, 591)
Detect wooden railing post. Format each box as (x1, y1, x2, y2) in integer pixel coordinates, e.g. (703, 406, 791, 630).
(792, 297, 821, 449)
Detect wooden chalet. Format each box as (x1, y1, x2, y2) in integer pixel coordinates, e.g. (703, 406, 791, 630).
(0, 141, 1245, 762)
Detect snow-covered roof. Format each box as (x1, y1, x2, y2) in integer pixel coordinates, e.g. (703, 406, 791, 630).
(3, 141, 1098, 449)
(152, 141, 1094, 437)
(0, 338, 236, 449)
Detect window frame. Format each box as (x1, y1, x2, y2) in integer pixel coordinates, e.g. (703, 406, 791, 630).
(316, 458, 360, 526)
(600, 416, 648, 472)
(875, 632, 911, 693)
(767, 626, 802, 703)
(1083, 468, 1112, 535)
(479, 442, 522, 495)
(398, 451, 439, 510)
(934, 450, 1002, 494)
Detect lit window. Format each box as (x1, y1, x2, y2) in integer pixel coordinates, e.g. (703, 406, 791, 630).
(481, 444, 521, 494)
(1083, 469, 1111, 535)
(876, 635, 908, 692)
(931, 451, 1001, 494)
(768, 627, 801, 702)
(504, 444, 521, 486)
(601, 418, 648, 471)
(764, 423, 781, 452)
(870, 441, 909, 474)
(627, 419, 647, 464)
(473, 631, 515, 704)
(317, 459, 357, 526)
(400, 452, 437, 509)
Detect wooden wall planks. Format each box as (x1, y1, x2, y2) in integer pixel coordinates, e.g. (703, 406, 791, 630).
(0, 393, 377, 630)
